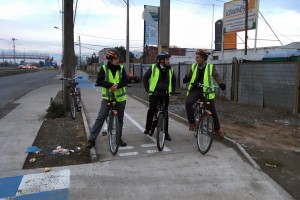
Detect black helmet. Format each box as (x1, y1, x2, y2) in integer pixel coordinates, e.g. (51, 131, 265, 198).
(105, 50, 120, 60)
(156, 52, 171, 61)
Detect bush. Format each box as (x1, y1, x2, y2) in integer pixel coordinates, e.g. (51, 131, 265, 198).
(46, 99, 65, 118)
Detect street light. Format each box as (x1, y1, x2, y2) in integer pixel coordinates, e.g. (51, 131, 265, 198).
(54, 26, 63, 65)
(12, 38, 17, 64)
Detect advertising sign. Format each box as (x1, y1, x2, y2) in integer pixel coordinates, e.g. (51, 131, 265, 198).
(143, 5, 159, 46)
(223, 0, 258, 34)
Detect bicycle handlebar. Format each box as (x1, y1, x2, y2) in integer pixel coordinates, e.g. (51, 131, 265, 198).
(149, 91, 181, 96)
(60, 76, 83, 81)
(191, 83, 219, 89)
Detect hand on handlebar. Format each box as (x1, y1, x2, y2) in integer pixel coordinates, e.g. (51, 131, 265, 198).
(219, 83, 226, 91)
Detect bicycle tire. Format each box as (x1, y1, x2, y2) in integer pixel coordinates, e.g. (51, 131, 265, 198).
(156, 113, 166, 151)
(108, 114, 120, 155)
(70, 95, 76, 119)
(193, 103, 201, 137)
(75, 95, 81, 112)
(197, 114, 214, 154)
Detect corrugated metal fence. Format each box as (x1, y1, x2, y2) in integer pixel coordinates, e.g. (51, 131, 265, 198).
(129, 58, 300, 114)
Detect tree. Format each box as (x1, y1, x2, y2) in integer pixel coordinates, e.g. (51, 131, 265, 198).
(86, 53, 99, 65)
(114, 46, 134, 63)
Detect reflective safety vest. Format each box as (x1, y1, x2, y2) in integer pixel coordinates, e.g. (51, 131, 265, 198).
(149, 64, 174, 96)
(101, 64, 126, 102)
(187, 63, 215, 99)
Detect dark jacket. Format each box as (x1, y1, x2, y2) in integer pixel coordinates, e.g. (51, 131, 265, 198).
(143, 63, 176, 93)
(96, 62, 128, 88)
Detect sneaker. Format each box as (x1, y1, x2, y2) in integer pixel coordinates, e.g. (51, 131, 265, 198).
(119, 138, 127, 147)
(144, 129, 150, 135)
(165, 133, 171, 141)
(215, 129, 224, 139)
(85, 140, 95, 148)
(189, 123, 195, 131)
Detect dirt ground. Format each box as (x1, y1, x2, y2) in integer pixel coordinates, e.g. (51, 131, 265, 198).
(22, 80, 300, 199)
(23, 91, 91, 170)
(126, 83, 300, 200)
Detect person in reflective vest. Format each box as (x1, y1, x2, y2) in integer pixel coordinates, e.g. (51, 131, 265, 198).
(183, 49, 226, 139)
(86, 50, 128, 148)
(143, 52, 176, 141)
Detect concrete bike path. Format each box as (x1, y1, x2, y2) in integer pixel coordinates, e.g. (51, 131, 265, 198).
(78, 75, 293, 199)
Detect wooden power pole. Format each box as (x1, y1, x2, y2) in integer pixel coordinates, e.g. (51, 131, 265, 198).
(244, 0, 248, 55)
(158, 0, 170, 53)
(63, 0, 75, 109)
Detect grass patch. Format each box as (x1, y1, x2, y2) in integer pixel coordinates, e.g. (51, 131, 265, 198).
(45, 98, 65, 118)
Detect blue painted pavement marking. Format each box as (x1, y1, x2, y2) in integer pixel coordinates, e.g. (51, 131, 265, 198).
(0, 176, 23, 198)
(77, 76, 95, 88)
(15, 189, 68, 200)
(0, 169, 70, 200)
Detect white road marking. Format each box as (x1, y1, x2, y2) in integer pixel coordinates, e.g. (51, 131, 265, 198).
(141, 144, 156, 148)
(119, 146, 134, 150)
(16, 169, 70, 196)
(124, 112, 172, 152)
(118, 152, 138, 156)
(146, 149, 158, 154)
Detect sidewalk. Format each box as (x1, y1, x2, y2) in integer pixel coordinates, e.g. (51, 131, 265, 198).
(0, 70, 295, 200)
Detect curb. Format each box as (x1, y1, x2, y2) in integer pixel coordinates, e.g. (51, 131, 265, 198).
(130, 94, 261, 170)
(80, 104, 98, 162)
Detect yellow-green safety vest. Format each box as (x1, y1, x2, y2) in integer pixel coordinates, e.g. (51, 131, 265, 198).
(101, 64, 126, 102)
(149, 64, 174, 96)
(187, 63, 215, 99)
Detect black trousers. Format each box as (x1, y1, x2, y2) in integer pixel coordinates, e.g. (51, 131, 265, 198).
(145, 94, 169, 133)
(185, 89, 220, 130)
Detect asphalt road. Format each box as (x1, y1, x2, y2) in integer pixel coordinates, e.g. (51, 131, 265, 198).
(0, 70, 61, 109)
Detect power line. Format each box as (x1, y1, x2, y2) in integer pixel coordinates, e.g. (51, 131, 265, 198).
(74, 0, 79, 26)
(74, 32, 142, 41)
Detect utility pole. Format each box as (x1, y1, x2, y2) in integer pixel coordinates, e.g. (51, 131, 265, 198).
(12, 38, 17, 64)
(244, 0, 248, 55)
(126, 0, 130, 71)
(158, 0, 170, 53)
(78, 35, 81, 69)
(63, 0, 75, 109)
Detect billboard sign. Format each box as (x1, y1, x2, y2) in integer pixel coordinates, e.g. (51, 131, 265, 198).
(223, 0, 258, 34)
(143, 5, 159, 46)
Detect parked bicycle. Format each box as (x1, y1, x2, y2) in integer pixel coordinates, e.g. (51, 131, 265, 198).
(100, 91, 121, 155)
(149, 91, 180, 151)
(60, 77, 82, 119)
(192, 83, 219, 154)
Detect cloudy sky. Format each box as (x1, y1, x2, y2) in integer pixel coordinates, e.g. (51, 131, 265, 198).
(0, 0, 300, 64)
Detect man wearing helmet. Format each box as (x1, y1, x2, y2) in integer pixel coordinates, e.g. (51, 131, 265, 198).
(183, 49, 226, 139)
(143, 52, 176, 141)
(86, 50, 128, 148)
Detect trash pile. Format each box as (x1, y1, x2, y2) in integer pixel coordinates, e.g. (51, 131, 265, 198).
(26, 145, 82, 169)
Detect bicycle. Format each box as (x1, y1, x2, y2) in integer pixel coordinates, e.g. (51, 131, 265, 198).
(191, 83, 219, 154)
(149, 91, 180, 151)
(60, 77, 82, 119)
(100, 90, 121, 155)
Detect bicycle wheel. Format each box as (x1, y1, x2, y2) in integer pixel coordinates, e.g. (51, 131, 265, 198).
(108, 114, 120, 155)
(156, 113, 166, 151)
(193, 104, 200, 137)
(197, 114, 214, 154)
(70, 95, 76, 119)
(75, 95, 81, 112)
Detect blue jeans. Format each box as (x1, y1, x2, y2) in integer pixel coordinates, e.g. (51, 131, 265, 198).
(89, 99, 126, 141)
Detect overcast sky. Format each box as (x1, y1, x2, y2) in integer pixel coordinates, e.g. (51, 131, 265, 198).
(0, 0, 300, 64)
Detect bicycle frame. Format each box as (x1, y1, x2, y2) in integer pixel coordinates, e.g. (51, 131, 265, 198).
(60, 77, 82, 119)
(192, 83, 219, 154)
(104, 91, 121, 155)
